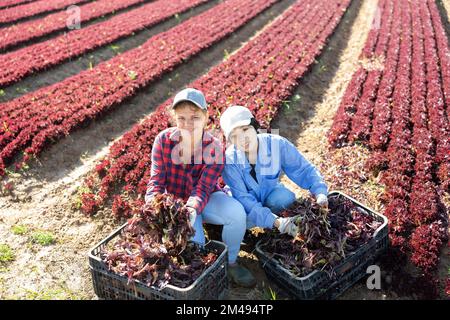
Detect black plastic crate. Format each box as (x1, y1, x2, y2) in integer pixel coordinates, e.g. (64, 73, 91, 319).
(88, 223, 229, 300)
(255, 191, 389, 300)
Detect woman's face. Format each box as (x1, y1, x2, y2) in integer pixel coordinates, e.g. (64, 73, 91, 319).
(229, 125, 258, 154)
(174, 102, 207, 135)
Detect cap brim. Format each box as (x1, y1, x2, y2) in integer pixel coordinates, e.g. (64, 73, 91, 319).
(226, 119, 252, 139)
(172, 99, 206, 110)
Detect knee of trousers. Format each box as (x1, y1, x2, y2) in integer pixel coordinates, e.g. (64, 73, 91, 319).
(265, 187, 295, 212)
(223, 199, 247, 228)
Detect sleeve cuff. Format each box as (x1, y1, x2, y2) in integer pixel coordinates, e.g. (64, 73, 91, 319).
(264, 212, 278, 229)
(313, 187, 328, 197)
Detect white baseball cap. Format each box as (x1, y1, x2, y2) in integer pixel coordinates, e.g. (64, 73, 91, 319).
(220, 105, 254, 140)
(172, 88, 207, 110)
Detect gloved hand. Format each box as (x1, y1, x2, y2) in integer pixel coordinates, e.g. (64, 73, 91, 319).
(316, 194, 328, 209)
(276, 216, 299, 237)
(185, 206, 197, 227)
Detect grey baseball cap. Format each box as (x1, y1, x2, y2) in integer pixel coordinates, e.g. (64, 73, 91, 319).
(172, 88, 207, 110)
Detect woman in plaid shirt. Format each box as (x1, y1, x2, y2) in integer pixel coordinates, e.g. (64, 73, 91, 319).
(145, 88, 256, 288)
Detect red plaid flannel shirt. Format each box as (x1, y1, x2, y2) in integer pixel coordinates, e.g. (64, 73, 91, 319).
(145, 127, 224, 214)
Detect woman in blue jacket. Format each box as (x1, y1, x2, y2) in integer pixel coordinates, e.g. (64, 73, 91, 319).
(220, 105, 329, 237)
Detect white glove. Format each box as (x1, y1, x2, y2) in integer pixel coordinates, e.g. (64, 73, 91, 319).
(276, 217, 299, 237)
(316, 194, 328, 208)
(185, 207, 197, 227)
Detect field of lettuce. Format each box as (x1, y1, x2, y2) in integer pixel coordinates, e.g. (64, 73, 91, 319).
(0, 0, 448, 300)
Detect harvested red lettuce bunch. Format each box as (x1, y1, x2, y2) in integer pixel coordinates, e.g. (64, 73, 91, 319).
(102, 193, 218, 288)
(260, 194, 382, 278)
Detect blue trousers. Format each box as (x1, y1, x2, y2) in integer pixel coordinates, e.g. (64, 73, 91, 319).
(191, 185, 295, 263)
(191, 191, 246, 264)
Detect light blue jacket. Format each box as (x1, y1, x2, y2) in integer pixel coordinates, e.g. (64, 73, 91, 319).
(222, 133, 328, 228)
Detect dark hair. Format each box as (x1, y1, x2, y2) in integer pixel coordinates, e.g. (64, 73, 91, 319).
(249, 117, 260, 131)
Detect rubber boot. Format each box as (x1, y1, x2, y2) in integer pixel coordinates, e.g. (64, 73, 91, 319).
(228, 263, 256, 288)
